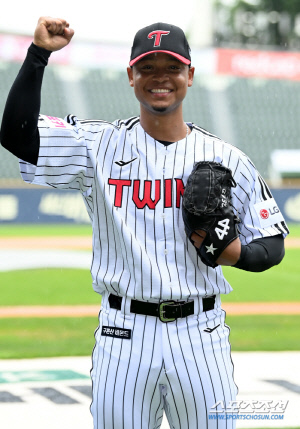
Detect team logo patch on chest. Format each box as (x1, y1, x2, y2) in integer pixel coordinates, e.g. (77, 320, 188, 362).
(101, 326, 132, 340)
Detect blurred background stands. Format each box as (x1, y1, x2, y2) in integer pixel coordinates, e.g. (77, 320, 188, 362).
(1, 62, 300, 182)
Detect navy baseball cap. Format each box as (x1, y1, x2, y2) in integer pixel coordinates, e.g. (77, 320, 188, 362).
(129, 23, 191, 66)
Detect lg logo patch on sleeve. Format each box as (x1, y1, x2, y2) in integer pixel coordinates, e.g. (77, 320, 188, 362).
(254, 198, 285, 228)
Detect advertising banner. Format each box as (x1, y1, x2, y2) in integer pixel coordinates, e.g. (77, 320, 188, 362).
(216, 48, 300, 81)
(0, 189, 90, 224)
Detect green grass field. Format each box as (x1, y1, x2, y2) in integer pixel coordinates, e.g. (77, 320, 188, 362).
(0, 224, 92, 237)
(0, 223, 299, 358)
(0, 269, 98, 305)
(0, 317, 97, 359)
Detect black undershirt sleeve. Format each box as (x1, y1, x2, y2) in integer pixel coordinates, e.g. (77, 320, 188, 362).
(0, 43, 51, 166)
(233, 234, 285, 272)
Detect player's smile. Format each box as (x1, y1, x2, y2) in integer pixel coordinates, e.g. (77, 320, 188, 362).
(127, 53, 194, 114)
(147, 87, 174, 102)
(149, 88, 172, 96)
(150, 89, 172, 93)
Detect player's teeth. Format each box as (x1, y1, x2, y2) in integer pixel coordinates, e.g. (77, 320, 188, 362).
(151, 89, 171, 93)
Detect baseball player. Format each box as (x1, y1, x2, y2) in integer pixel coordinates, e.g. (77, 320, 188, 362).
(0, 17, 288, 429)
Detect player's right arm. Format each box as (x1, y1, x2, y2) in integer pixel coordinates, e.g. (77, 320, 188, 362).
(0, 17, 74, 165)
(33, 17, 74, 51)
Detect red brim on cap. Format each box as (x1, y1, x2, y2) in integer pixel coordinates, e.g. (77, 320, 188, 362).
(129, 50, 191, 66)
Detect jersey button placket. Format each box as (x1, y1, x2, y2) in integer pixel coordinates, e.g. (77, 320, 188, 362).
(162, 148, 168, 258)
(154, 145, 172, 290)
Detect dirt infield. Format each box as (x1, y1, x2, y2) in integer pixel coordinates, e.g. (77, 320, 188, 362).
(0, 302, 300, 318)
(0, 236, 92, 250)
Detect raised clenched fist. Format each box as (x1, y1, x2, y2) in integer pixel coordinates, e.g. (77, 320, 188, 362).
(33, 17, 74, 51)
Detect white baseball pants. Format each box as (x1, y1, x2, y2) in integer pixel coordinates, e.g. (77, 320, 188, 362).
(90, 293, 238, 429)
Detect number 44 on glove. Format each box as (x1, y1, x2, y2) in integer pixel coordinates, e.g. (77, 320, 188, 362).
(182, 161, 240, 268)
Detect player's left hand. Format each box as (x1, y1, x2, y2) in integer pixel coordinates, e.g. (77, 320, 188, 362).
(182, 161, 241, 268)
(191, 230, 241, 266)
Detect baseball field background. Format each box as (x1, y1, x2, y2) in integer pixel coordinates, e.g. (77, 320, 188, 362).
(0, 222, 299, 359)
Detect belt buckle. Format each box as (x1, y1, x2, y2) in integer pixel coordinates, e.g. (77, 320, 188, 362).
(159, 300, 176, 323)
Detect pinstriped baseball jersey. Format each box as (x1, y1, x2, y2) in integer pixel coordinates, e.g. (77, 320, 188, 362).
(20, 114, 288, 302)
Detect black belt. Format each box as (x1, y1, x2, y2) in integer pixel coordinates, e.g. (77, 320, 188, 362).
(108, 294, 216, 323)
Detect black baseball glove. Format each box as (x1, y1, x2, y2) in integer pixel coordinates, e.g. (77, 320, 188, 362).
(182, 161, 240, 268)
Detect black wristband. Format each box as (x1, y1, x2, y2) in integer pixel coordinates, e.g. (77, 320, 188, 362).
(233, 234, 285, 272)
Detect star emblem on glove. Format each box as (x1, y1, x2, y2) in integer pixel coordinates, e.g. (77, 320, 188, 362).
(205, 243, 218, 254)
